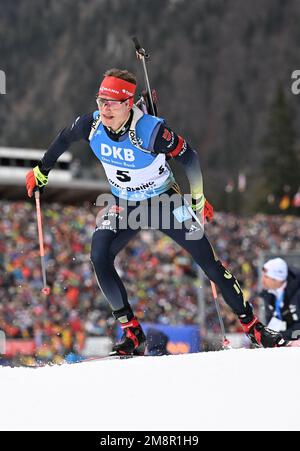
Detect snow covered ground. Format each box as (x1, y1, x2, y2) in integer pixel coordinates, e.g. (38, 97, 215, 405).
(1, 348, 300, 431)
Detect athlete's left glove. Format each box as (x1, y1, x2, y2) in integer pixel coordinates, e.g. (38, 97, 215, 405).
(192, 195, 214, 223)
(203, 199, 214, 222)
(26, 166, 49, 198)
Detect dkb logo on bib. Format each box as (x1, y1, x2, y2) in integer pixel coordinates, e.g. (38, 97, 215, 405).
(101, 143, 135, 162)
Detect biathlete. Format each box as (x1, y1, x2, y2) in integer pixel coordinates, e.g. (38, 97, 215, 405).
(26, 69, 288, 355)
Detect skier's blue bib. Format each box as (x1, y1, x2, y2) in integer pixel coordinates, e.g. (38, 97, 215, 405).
(89, 111, 175, 200)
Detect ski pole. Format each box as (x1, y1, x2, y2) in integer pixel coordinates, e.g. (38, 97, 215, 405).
(34, 190, 50, 296)
(210, 281, 231, 349)
(132, 36, 230, 349)
(183, 199, 231, 349)
(132, 36, 156, 116)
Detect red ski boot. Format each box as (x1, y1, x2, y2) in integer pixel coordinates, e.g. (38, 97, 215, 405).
(112, 318, 146, 356)
(240, 316, 288, 348)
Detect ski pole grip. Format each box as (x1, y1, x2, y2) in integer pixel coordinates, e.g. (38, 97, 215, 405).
(132, 36, 149, 58)
(132, 36, 142, 52)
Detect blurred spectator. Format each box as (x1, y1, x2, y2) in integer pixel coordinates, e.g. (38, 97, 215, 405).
(259, 258, 300, 340)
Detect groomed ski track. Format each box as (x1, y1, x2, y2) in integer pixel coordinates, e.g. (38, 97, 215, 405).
(1, 348, 300, 431)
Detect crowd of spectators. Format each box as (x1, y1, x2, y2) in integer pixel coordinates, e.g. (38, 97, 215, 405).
(0, 200, 300, 365)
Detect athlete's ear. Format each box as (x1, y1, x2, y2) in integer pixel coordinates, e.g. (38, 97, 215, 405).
(126, 100, 132, 112)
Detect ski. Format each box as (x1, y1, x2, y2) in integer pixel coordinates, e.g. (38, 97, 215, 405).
(71, 353, 145, 364)
(71, 342, 300, 364)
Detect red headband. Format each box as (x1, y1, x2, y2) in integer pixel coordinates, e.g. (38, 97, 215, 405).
(98, 76, 136, 105)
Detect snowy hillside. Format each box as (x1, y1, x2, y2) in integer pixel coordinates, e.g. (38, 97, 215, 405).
(1, 348, 300, 431)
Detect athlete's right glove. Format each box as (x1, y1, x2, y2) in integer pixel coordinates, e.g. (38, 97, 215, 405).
(26, 166, 48, 197)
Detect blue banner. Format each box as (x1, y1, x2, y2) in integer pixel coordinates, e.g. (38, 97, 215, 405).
(117, 323, 201, 354)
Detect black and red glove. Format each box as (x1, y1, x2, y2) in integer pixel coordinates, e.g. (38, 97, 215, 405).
(26, 166, 48, 197)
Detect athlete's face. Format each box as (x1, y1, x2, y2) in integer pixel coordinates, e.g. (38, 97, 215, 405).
(97, 96, 131, 131)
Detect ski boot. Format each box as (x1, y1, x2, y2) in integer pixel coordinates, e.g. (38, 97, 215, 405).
(240, 316, 288, 348)
(112, 317, 146, 356)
